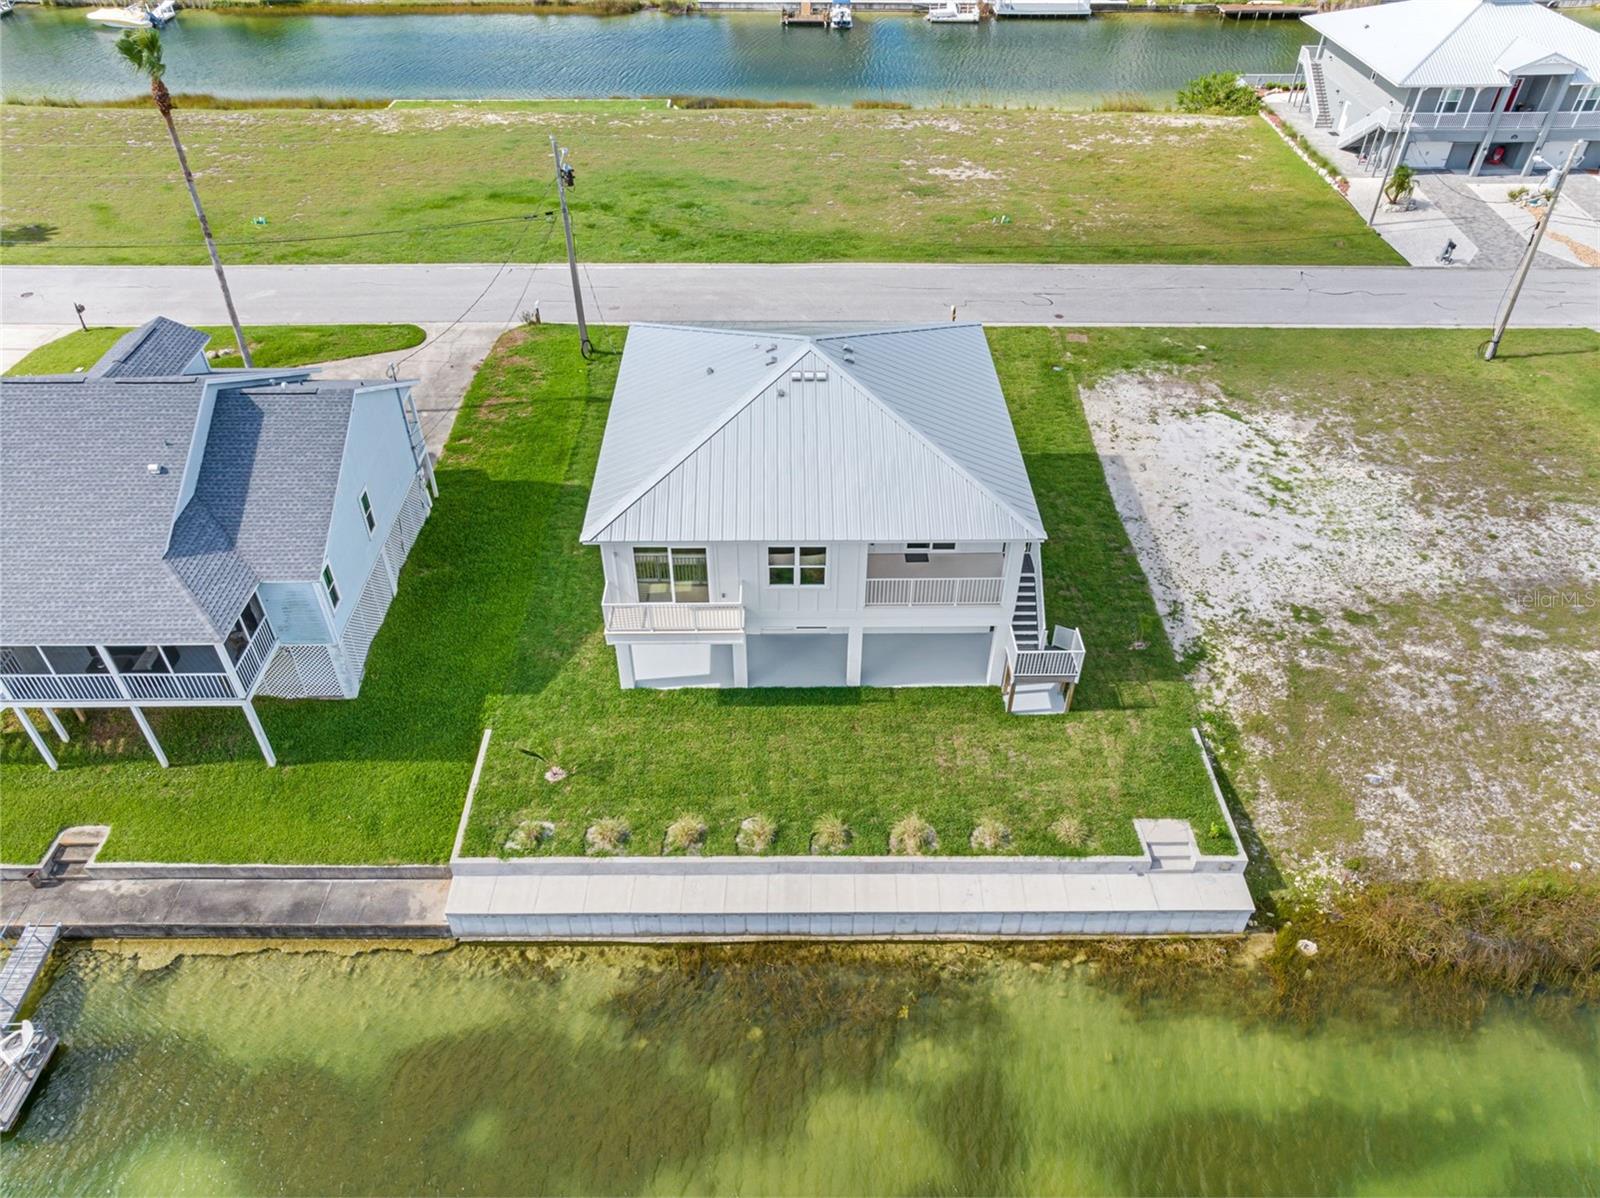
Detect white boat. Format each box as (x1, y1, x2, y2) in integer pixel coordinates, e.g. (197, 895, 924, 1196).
(926, 0, 981, 20)
(86, 3, 153, 28)
(0, 2, 16, 18)
(149, 0, 178, 22)
(828, 1, 851, 26)
(993, 0, 1089, 14)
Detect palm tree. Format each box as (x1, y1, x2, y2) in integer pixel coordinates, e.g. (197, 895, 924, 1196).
(116, 29, 252, 367)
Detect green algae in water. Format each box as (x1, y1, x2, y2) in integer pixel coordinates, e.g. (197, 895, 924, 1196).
(3, 943, 1597, 1196)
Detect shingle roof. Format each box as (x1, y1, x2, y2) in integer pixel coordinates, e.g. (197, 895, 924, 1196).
(581, 323, 1047, 544)
(1305, 0, 1600, 88)
(88, 317, 212, 379)
(0, 369, 370, 645)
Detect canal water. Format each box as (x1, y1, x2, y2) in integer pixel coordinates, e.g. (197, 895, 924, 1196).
(0, 8, 1323, 104)
(2, 942, 1597, 1195)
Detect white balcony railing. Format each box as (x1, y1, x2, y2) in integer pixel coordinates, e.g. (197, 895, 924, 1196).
(1005, 627, 1086, 682)
(864, 577, 1004, 606)
(122, 673, 238, 701)
(234, 618, 278, 693)
(0, 673, 122, 704)
(603, 586, 745, 634)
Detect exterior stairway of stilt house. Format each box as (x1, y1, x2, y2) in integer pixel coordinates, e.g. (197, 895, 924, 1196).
(1011, 549, 1044, 652)
(1309, 54, 1331, 127)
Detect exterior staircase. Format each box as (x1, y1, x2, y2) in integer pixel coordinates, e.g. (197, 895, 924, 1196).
(1011, 548, 1043, 651)
(1307, 52, 1331, 128)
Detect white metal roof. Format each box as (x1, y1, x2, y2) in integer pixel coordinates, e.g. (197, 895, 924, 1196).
(581, 323, 1047, 544)
(1304, 0, 1600, 88)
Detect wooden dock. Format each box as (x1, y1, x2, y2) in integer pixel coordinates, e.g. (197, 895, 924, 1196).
(1217, 3, 1316, 16)
(781, 0, 830, 24)
(0, 924, 61, 1024)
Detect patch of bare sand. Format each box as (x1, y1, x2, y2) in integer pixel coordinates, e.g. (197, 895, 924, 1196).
(1082, 370, 1600, 882)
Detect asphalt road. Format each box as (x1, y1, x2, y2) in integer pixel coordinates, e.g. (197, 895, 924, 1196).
(3, 262, 1596, 329)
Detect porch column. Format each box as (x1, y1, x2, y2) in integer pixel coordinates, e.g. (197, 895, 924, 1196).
(985, 626, 1009, 686)
(1521, 74, 1575, 177)
(615, 644, 636, 689)
(845, 627, 863, 687)
(127, 706, 170, 769)
(8, 707, 58, 771)
(41, 707, 70, 742)
(1469, 88, 1510, 176)
(732, 640, 750, 689)
(96, 644, 169, 768)
(240, 700, 277, 767)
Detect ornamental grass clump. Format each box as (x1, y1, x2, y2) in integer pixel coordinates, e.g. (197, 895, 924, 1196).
(736, 815, 776, 855)
(889, 814, 938, 856)
(585, 817, 631, 856)
(503, 811, 555, 855)
(969, 818, 1012, 853)
(1052, 814, 1088, 852)
(811, 814, 851, 855)
(663, 813, 708, 855)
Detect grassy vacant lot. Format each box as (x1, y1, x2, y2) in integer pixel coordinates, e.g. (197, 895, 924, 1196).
(1068, 327, 1600, 883)
(0, 102, 1399, 266)
(5, 323, 424, 374)
(0, 324, 1226, 863)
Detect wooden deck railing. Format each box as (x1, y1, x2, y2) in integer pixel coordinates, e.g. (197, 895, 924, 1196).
(864, 577, 1004, 606)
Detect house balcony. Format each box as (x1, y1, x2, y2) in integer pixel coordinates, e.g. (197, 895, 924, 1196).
(864, 551, 1005, 607)
(602, 585, 746, 635)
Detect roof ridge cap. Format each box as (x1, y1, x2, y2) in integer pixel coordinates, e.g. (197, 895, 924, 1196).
(812, 342, 1046, 539)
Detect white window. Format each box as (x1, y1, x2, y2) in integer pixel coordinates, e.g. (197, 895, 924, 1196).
(767, 546, 827, 586)
(322, 563, 341, 609)
(633, 547, 709, 603)
(359, 489, 377, 535)
(1576, 85, 1600, 113)
(1437, 88, 1465, 114)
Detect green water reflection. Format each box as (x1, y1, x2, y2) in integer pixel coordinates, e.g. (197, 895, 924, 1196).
(2, 942, 1597, 1195)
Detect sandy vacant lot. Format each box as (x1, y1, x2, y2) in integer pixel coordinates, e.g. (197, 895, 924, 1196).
(1083, 359, 1600, 885)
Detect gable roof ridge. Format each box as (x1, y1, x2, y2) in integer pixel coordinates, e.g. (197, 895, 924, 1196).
(810, 339, 1047, 539)
(581, 339, 814, 541)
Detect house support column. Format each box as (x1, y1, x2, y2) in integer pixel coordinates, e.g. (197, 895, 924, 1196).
(732, 639, 749, 689)
(8, 707, 59, 771)
(845, 627, 863, 687)
(1522, 76, 1574, 177)
(127, 706, 169, 769)
(41, 707, 70, 742)
(240, 700, 277, 767)
(615, 644, 636, 689)
(1469, 92, 1509, 176)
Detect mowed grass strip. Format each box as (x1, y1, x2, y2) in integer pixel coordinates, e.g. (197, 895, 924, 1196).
(0, 103, 1399, 266)
(5, 323, 426, 375)
(460, 325, 1223, 859)
(0, 324, 1224, 863)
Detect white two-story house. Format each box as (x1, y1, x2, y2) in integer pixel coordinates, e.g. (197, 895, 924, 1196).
(1, 318, 436, 769)
(1293, 0, 1600, 175)
(580, 323, 1085, 714)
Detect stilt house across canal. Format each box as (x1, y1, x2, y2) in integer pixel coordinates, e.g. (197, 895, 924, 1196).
(581, 323, 1086, 714)
(0, 319, 436, 768)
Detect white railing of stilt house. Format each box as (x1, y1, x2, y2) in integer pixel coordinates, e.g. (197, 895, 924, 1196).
(122, 673, 238, 701)
(234, 618, 278, 692)
(602, 586, 746, 634)
(1006, 627, 1086, 682)
(0, 673, 122, 703)
(864, 577, 1005, 607)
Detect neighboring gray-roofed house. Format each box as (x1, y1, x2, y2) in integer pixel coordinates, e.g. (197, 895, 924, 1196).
(1293, 0, 1600, 174)
(1, 322, 437, 770)
(88, 316, 213, 379)
(582, 323, 1085, 714)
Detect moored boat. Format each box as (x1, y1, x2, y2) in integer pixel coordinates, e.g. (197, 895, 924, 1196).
(926, 0, 980, 21)
(828, 1, 852, 26)
(86, 3, 153, 28)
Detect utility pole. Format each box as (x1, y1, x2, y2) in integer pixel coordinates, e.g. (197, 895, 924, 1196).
(551, 133, 592, 358)
(1482, 140, 1586, 362)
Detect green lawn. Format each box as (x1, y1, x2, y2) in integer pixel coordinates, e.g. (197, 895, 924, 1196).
(6, 323, 425, 375)
(0, 324, 1227, 864)
(0, 103, 1400, 266)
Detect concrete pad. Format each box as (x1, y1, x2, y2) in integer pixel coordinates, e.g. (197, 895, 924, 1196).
(0, 324, 73, 374)
(723, 873, 768, 915)
(682, 872, 727, 914)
